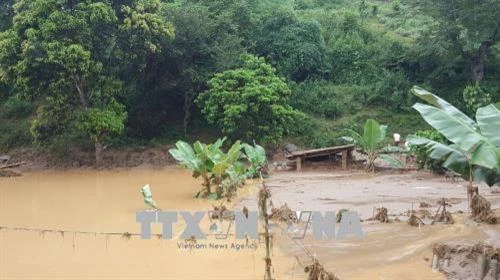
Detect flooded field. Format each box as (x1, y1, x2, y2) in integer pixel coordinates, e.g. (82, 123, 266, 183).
(1, 168, 499, 279)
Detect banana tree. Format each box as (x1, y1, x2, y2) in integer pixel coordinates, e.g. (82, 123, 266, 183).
(242, 142, 267, 178)
(407, 86, 500, 188)
(211, 140, 242, 186)
(169, 138, 226, 196)
(169, 138, 245, 198)
(343, 119, 402, 172)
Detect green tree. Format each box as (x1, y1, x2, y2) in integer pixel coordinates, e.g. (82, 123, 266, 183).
(197, 54, 299, 144)
(161, 1, 248, 135)
(413, 0, 500, 82)
(0, 0, 173, 165)
(0, 0, 14, 31)
(255, 10, 325, 81)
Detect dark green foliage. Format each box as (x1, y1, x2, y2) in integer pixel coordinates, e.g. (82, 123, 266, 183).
(1, 96, 33, 119)
(290, 81, 363, 118)
(0, 120, 31, 150)
(255, 9, 326, 81)
(1, 0, 500, 156)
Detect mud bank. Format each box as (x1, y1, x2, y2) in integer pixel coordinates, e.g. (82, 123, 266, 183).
(4, 146, 176, 171)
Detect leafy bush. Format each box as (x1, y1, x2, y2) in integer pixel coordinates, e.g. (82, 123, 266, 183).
(409, 129, 447, 173)
(197, 54, 300, 145)
(290, 81, 360, 119)
(1, 96, 33, 119)
(0, 120, 32, 150)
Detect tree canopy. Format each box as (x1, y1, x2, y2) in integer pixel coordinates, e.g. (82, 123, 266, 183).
(197, 54, 299, 144)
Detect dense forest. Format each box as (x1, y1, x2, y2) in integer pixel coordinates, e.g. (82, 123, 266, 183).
(1, 0, 499, 164)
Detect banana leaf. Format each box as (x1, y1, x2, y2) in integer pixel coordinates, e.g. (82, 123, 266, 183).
(412, 86, 476, 128)
(476, 104, 500, 148)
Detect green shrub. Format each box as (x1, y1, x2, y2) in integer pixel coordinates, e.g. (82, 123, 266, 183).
(410, 129, 447, 173)
(290, 81, 366, 119)
(1, 96, 33, 119)
(0, 120, 32, 150)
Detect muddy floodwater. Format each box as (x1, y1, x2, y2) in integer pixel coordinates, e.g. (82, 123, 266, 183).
(1, 168, 499, 279)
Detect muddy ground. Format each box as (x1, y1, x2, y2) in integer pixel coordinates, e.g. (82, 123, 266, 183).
(237, 170, 500, 279)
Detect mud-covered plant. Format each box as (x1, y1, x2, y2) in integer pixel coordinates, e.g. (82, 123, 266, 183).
(304, 260, 339, 280)
(242, 142, 267, 178)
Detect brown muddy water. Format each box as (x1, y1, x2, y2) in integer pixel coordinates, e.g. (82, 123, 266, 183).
(0, 169, 499, 279)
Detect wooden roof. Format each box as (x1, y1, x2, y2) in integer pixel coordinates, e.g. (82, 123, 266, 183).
(285, 144, 355, 160)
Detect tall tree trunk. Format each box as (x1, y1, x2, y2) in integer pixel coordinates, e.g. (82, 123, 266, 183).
(183, 91, 195, 136)
(75, 75, 88, 108)
(469, 42, 489, 82)
(95, 138, 104, 168)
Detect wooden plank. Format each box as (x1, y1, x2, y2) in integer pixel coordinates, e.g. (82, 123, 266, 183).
(285, 144, 355, 160)
(296, 157, 302, 172)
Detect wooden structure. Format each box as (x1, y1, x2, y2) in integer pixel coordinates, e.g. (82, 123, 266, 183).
(285, 144, 355, 171)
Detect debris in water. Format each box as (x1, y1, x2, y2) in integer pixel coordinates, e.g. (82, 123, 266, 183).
(210, 204, 234, 220)
(269, 203, 297, 222)
(242, 206, 249, 219)
(374, 207, 389, 223)
(304, 260, 340, 280)
(408, 214, 425, 227)
(336, 209, 349, 223)
(432, 242, 500, 280)
(419, 202, 432, 208)
(0, 169, 21, 177)
(431, 198, 454, 225)
(470, 193, 498, 224)
(122, 232, 132, 240)
(409, 209, 433, 219)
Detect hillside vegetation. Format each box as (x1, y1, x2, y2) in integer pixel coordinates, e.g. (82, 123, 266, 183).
(1, 0, 499, 162)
